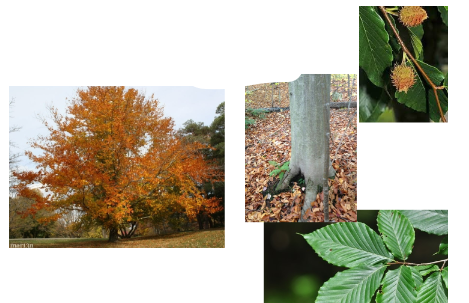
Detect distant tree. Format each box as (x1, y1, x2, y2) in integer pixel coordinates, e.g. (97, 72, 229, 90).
(208, 102, 225, 226)
(9, 192, 56, 238)
(179, 102, 225, 229)
(180, 119, 211, 144)
(210, 102, 225, 168)
(9, 99, 21, 196)
(14, 86, 212, 242)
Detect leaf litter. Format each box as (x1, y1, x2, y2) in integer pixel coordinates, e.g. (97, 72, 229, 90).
(245, 108, 357, 222)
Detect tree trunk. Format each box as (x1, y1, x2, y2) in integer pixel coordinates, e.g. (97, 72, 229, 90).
(276, 74, 336, 222)
(208, 217, 213, 228)
(196, 213, 204, 230)
(109, 227, 119, 242)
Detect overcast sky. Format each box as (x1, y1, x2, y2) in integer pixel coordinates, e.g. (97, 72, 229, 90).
(9, 86, 224, 171)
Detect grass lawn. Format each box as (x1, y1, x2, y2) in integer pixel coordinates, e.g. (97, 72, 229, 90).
(9, 228, 224, 248)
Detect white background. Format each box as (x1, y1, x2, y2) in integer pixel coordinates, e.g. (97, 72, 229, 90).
(2, 1, 464, 302)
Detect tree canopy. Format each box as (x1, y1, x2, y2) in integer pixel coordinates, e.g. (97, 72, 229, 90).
(14, 86, 222, 241)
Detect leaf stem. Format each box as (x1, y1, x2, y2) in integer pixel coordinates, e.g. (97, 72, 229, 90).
(378, 6, 447, 122)
(440, 259, 447, 270)
(389, 259, 448, 266)
(385, 7, 399, 16)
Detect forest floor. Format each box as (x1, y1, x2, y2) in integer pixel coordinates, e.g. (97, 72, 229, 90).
(245, 109, 357, 222)
(245, 77, 358, 223)
(9, 228, 225, 248)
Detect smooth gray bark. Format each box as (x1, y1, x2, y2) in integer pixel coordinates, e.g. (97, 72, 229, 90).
(276, 74, 335, 222)
(323, 85, 332, 222)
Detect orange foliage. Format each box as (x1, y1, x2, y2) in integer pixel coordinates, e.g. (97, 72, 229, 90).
(14, 86, 220, 230)
(179, 185, 223, 219)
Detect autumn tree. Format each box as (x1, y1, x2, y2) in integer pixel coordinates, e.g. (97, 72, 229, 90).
(276, 75, 335, 222)
(14, 86, 211, 242)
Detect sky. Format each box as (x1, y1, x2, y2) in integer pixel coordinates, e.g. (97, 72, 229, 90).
(9, 86, 224, 171)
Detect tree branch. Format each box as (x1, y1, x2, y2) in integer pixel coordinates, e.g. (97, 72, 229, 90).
(378, 6, 447, 122)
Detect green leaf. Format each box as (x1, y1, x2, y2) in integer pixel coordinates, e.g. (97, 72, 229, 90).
(421, 60, 448, 122)
(437, 237, 448, 255)
(280, 161, 290, 171)
(414, 265, 440, 277)
(398, 210, 448, 235)
(410, 267, 424, 291)
(428, 89, 448, 122)
(437, 6, 448, 27)
(418, 60, 445, 87)
(268, 161, 279, 167)
(383, 12, 401, 58)
(376, 266, 417, 303)
(409, 24, 424, 40)
(441, 267, 448, 289)
(278, 171, 284, 181)
(358, 68, 388, 122)
(301, 222, 393, 268)
(377, 108, 396, 122)
(377, 210, 415, 261)
(316, 265, 386, 303)
(359, 6, 393, 88)
(395, 60, 448, 121)
(269, 169, 282, 177)
(395, 62, 426, 113)
(408, 26, 424, 60)
(416, 271, 447, 303)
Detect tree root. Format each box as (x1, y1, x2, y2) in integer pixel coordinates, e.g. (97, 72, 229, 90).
(274, 163, 335, 222)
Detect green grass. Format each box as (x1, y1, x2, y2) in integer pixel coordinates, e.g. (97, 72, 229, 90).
(9, 228, 225, 248)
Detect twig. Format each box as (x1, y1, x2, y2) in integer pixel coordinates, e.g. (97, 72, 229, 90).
(389, 259, 448, 266)
(278, 83, 282, 107)
(271, 84, 275, 108)
(440, 260, 446, 270)
(440, 259, 447, 270)
(378, 6, 447, 122)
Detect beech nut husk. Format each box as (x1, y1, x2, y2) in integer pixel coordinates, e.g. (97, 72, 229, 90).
(399, 6, 428, 27)
(391, 63, 416, 93)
